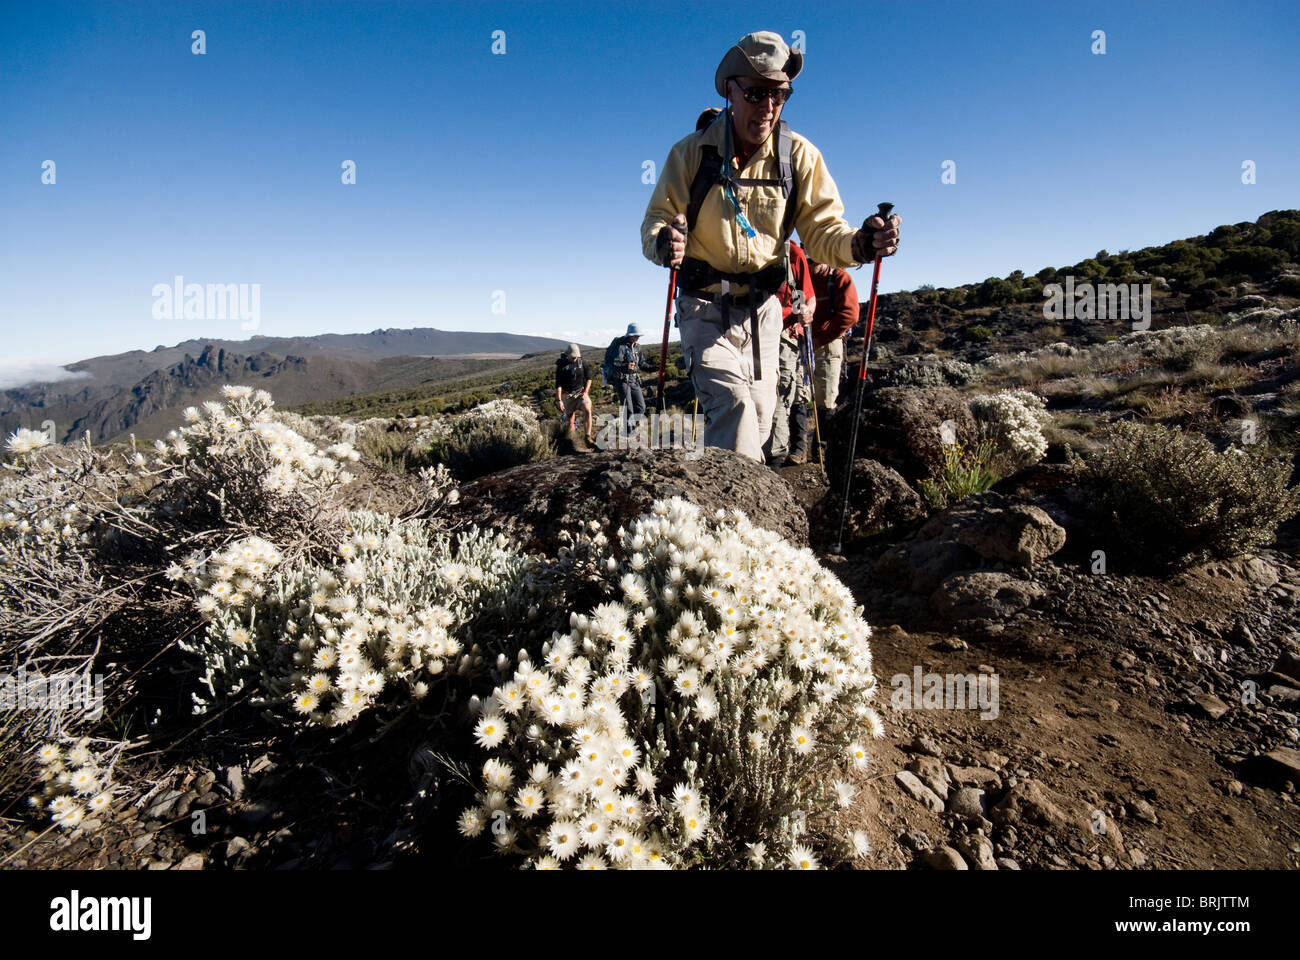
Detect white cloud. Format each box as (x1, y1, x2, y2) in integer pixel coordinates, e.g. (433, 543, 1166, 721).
(0, 362, 93, 390)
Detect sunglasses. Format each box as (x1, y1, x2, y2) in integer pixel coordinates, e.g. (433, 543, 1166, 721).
(729, 80, 793, 105)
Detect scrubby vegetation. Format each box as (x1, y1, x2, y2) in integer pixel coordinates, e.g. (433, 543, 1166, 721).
(897, 210, 1300, 311)
(1, 386, 880, 869)
(1073, 421, 1300, 570)
(423, 399, 555, 481)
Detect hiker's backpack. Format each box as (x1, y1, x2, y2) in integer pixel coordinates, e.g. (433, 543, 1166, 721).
(601, 339, 623, 386)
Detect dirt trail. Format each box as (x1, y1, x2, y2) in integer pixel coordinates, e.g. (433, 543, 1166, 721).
(830, 552, 1300, 870)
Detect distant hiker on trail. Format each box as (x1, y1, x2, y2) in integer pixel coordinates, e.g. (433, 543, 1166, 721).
(603, 323, 657, 418)
(556, 343, 594, 443)
(765, 240, 817, 466)
(641, 30, 900, 461)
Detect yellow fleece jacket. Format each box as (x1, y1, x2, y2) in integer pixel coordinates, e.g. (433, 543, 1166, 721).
(640, 115, 861, 278)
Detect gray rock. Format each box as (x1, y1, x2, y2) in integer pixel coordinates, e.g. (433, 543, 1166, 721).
(875, 537, 979, 597)
(948, 764, 1000, 786)
(824, 459, 924, 538)
(248, 754, 275, 775)
(146, 789, 184, 820)
(955, 503, 1066, 566)
(948, 786, 987, 820)
(174, 790, 197, 819)
(225, 836, 252, 860)
(899, 829, 933, 853)
(931, 572, 1046, 622)
(923, 845, 969, 870)
(1128, 797, 1158, 824)
(991, 779, 1067, 828)
(831, 385, 978, 485)
(909, 734, 943, 758)
(895, 771, 945, 813)
(174, 853, 205, 870)
(1266, 686, 1300, 703)
(955, 833, 998, 870)
(995, 857, 1021, 870)
(906, 756, 951, 799)
(1260, 746, 1300, 787)
(225, 765, 245, 801)
(461, 447, 810, 553)
(1191, 693, 1231, 720)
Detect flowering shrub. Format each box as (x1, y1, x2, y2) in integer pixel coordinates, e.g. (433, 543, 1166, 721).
(424, 399, 553, 481)
(0, 436, 139, 803)
(969, 390, 1050, 469)
(140, 385, 360, 563)
(25, 737, 127, 832)
(883, 357, 981, 388)
(459, 497, 880, 869)
(177, 509, 537, 726)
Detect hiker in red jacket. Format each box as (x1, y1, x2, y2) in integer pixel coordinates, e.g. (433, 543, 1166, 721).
(809, 258, 860, 415)
(786, 256, 859, 461)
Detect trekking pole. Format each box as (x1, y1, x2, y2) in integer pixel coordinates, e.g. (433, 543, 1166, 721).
(830, 202, 894, 556)
(800, 326, 825, 472)
(657, 267, 677, 413)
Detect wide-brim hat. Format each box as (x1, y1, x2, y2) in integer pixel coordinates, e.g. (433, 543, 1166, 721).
(566, 343, 581, 357)
(714, 31, 803, 98)
(626, 323, 643, 337)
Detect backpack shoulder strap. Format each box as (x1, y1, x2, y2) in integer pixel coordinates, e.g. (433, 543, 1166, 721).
(687, 144, 724, 234)
(777, 120, 798, 243)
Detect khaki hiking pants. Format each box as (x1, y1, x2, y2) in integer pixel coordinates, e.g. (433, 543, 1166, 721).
(768, 334, 806, 460)
(814, 338, 844, 410)
(677, 291, 782, 462)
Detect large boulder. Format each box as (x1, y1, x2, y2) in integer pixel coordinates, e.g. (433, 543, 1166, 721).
(955, 502, 1066, 565)
(874, 492, 1066, 594)
(931, 571, 1046, 622)
(457, 448, 808, 553)
(810, 458, 924, 548)
(826, 386, 977, 486)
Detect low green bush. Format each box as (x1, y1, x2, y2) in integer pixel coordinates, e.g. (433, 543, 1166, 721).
(426, 400, 554, 481)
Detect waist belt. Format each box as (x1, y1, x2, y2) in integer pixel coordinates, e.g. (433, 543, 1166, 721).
(677, 257, 785, 381)
(677, 257, 787, 297)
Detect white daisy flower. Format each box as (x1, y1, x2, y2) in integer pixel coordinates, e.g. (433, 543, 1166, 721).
(546, 820, 581, 860)
(847, 743, 869, 771)
(457, 807, 487, 837)
(791, 726, 814, 754)
(789, 843, 819, 870)
(850, 829, 871, 859)
(474, 714, 507, 750)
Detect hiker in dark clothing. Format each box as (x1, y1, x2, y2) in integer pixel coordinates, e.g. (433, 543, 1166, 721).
(556, 343, 594, 442)
(604, 323, 657, 417)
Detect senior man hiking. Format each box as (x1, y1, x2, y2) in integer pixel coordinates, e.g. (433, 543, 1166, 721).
(641, 30, 899, 461)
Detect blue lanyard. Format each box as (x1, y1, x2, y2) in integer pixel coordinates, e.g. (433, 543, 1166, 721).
(721, 106, 758, 239)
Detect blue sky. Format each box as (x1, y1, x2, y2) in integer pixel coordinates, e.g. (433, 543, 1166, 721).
(2, 0, 1297, 382)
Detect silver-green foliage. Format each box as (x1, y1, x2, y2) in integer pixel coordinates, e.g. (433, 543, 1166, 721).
(177, 509, 539, 727)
